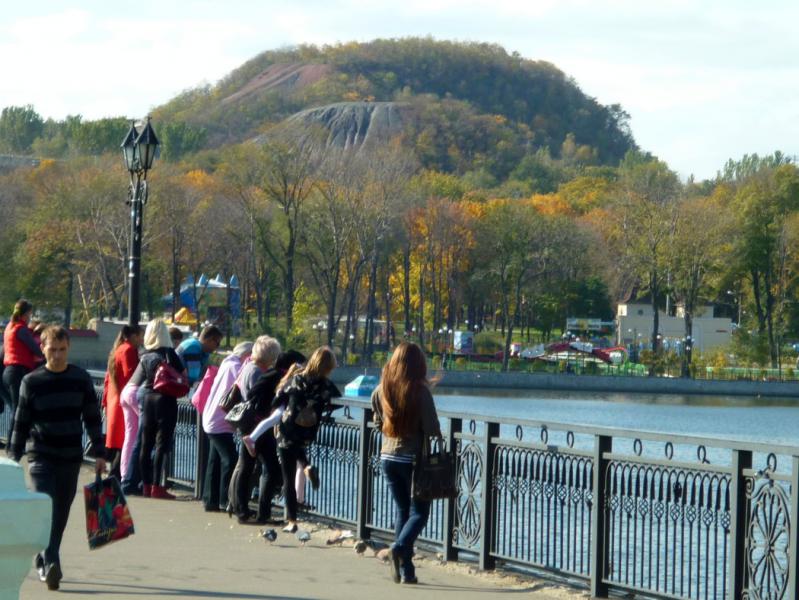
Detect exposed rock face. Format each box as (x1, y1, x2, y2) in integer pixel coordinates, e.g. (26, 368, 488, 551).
(222, 63, 333, 105)
(284, 102, 407, 151)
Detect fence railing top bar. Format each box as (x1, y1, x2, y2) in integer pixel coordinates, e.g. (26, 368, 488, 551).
(90, 367, 799, 457)
(331, 396, 799, 457)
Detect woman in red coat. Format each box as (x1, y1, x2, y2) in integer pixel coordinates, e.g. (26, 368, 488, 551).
(2, 299, 44, 416)
(102, 325, 142, 479)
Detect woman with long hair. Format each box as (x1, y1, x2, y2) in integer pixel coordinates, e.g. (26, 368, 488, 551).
(2, 299, 44, 416)
(371, 342, 441, 585)
(127, 318, 187, 499)
(101, 325, 142, 480)
(251, 346, 339, 532)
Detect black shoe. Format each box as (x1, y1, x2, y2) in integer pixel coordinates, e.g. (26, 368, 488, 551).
(204, 506, 221, 513)
(387, 548, 401, 584)
(44, 563, 62, 591)
(401, 576, 418, 584)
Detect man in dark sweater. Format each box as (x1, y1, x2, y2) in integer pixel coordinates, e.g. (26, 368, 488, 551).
(8, 325, 106, 591)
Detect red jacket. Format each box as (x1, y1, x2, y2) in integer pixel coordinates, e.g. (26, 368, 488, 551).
(102, 341, 140, 449)
(3, 319, 41, 370)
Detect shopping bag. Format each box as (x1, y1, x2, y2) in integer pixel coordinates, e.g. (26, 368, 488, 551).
(84, 474, 135, 549)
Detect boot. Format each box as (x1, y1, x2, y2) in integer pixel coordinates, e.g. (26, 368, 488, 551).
(142, 484, 152, 498)
(151, 485, 176, 500)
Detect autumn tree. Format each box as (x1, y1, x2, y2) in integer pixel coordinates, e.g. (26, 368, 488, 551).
(603, 153, 680, 357)
(669, 193, 733, 376)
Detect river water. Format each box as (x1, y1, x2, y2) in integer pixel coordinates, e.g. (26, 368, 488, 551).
(426, 388, 799, 472)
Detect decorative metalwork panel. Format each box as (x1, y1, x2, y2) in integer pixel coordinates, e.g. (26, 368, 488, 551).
(603, 458, 731, 599)
(492, 445, 593, 576)
(742, 455, 792, 600)
(304, 419, 361, 523)
(455, 438, 484, 549)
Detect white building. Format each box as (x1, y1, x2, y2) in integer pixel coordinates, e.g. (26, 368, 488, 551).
(616, 302, 733, 353)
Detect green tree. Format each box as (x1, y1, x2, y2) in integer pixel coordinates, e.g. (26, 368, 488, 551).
(160, 121, 208, 161)
(0, 105, 44, 153)
(731, 163, 799, 366)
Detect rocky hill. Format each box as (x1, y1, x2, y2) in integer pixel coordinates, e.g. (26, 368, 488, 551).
(154, 38, 638, 176)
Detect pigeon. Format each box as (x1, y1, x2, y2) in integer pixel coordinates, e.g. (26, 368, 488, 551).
(327, 529, 355, 545)
(296, 530, 311, 546)
(261, 529, 277, 543)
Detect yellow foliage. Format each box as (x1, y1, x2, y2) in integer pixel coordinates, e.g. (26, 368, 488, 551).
(530, 193, 573, 216)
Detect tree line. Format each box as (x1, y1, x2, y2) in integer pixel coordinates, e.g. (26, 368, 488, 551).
(1, 113, 798, 374)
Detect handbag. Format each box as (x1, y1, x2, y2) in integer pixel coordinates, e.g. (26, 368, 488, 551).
(218, 372, 244, 413)
(191, 365, 219, 413)
(83, 474, 135, 550)
(412, 437, 457, 501)
(224, 399, 257, 433)
(152, 360, 190, 398)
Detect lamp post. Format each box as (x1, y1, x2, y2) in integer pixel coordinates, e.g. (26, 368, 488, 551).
(121, 117, 159, 328)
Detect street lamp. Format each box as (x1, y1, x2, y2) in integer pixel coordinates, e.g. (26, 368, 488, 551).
(312, 320, 325, 345)
(121, 117, 159, 327)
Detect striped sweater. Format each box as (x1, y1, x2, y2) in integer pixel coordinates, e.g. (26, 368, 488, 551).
(9, 364, 105, 463)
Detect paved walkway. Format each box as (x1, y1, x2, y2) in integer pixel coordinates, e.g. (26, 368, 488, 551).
(20, 466, 583, 600)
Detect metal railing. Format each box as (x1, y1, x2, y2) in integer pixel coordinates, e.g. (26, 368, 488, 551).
(167, 396, 799, 599)
(3, 381, 797, 600)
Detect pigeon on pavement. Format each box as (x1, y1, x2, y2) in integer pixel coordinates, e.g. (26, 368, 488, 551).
(296, 530, 311, 546)
(261, 529, 277, 543)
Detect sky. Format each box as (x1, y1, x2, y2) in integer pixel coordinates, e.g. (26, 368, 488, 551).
(1, 0, 797, 180)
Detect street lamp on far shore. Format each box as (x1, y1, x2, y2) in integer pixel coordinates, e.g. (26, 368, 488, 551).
(121, 117, 160, 328)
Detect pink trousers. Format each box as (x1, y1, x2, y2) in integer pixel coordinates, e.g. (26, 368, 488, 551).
(119, 383, 140, 481)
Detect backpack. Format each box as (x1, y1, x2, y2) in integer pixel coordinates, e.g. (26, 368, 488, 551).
(276, 375, 341, 445)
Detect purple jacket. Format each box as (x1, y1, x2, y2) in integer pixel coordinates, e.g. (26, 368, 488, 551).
(202, 354, 247, 434)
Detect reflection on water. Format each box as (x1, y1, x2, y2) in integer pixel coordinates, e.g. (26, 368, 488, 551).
(433, 387, 799, 447)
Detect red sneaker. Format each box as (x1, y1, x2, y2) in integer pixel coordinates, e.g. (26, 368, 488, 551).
(150, 485, 176, 500)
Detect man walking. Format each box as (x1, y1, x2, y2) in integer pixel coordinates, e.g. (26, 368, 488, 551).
(8, 325, 106, 591)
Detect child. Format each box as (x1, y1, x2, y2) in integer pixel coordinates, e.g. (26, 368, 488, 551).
(243, 346, 340, 532)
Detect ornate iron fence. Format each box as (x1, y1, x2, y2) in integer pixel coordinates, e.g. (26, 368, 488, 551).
(6, 377, 798, 600)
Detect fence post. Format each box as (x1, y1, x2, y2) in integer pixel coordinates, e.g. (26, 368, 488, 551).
(590, 434, 612, 598)
(478, 421, 499, 570)
(728, 449, 752, 600)
(788, 456, 798, 600)
(443, 417, 462, 562)
(194, 412, 208, 499)
(356, 407, 373, 540)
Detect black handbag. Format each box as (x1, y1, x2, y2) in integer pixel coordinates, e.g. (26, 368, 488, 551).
(224, 400, 257, 433)
(412, 438, 457, 501)
(218, 380, 243, 413)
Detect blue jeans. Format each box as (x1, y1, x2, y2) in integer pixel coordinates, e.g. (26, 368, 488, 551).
(382, 459, 431, 578)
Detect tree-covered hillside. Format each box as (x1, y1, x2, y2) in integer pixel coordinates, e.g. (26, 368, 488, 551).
(151, 38, 636, 174)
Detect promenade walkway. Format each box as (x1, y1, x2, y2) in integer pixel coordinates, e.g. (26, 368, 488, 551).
(20, 466, 582, 600)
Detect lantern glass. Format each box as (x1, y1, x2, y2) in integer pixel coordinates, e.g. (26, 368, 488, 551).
(134, 118, 160, 171)
(120, 123, 139, 172)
